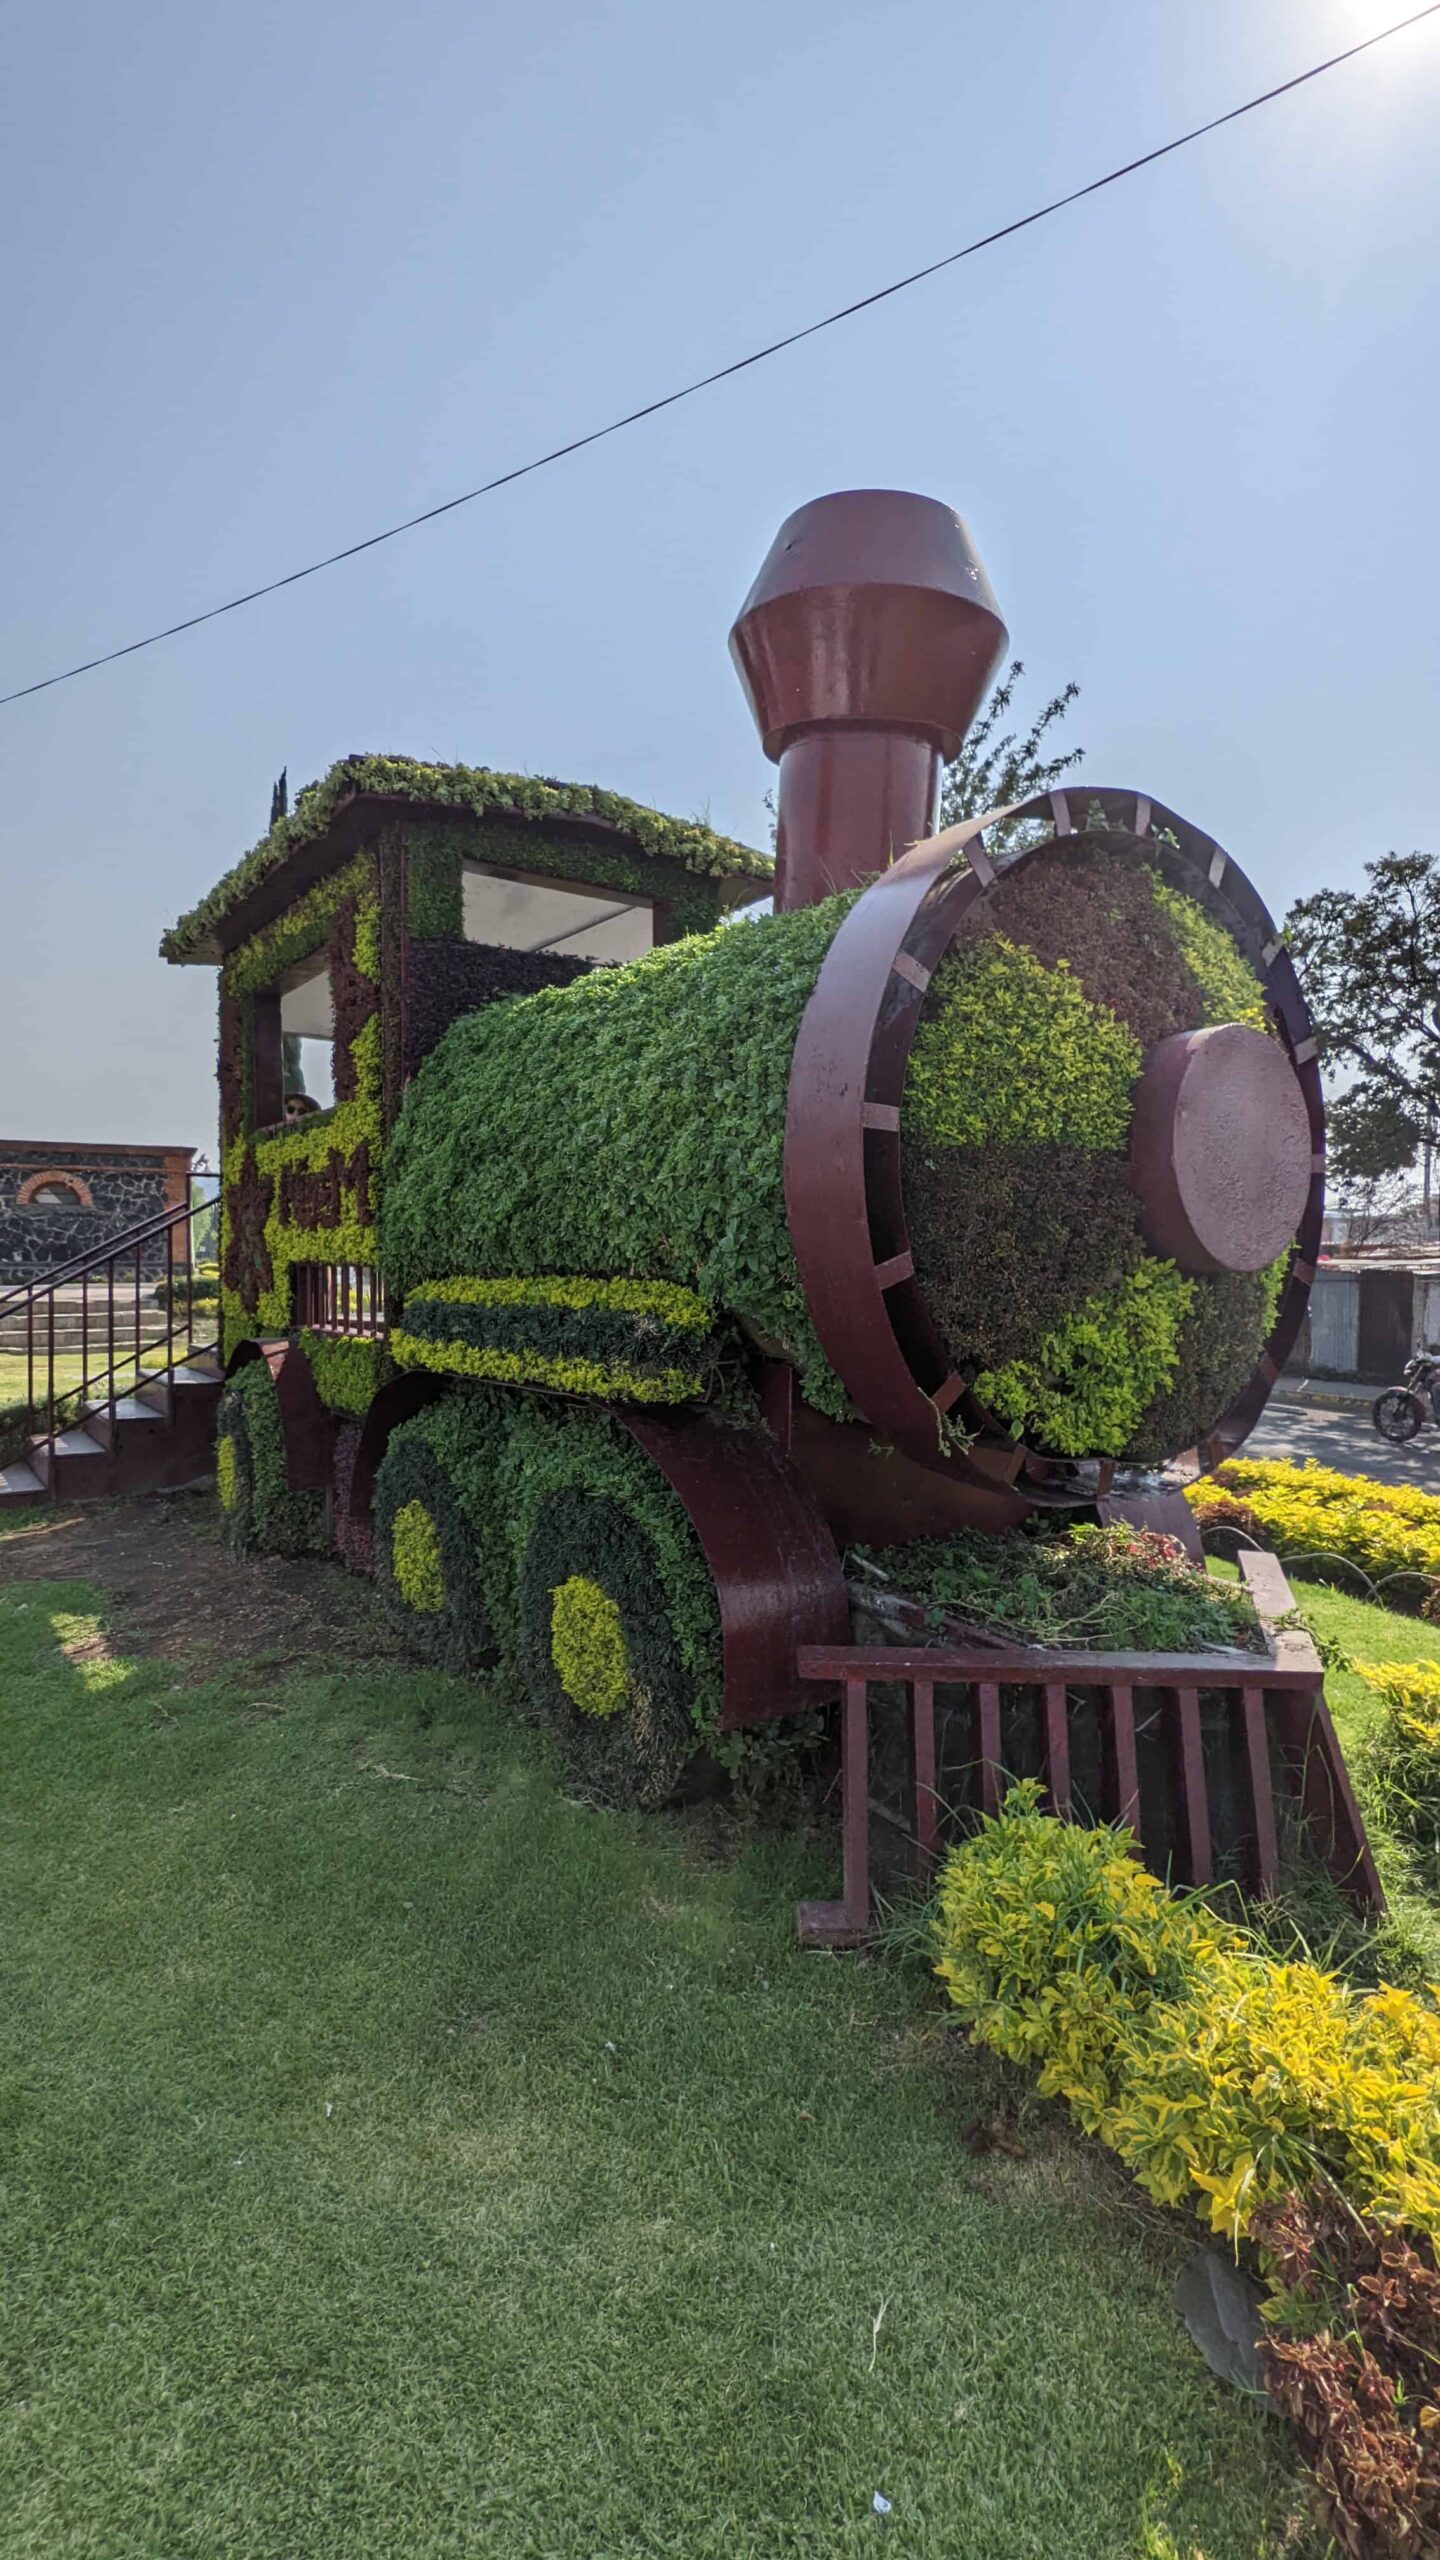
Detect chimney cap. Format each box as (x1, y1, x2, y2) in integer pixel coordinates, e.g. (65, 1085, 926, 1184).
(729, 488, 1008, 764)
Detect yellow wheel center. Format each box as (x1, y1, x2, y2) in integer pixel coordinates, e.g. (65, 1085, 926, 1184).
(392, 1500, 445, 1613)
(550, 1575, 629, 1718)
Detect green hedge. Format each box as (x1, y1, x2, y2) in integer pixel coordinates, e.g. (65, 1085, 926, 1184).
(215, 1361, 328, 1558)
(391, 1274, 722, 1403)
(383, 898, 857, 1416)
(373, 1390, 722, 1803)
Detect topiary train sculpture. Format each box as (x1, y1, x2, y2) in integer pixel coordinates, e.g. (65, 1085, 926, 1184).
(175, 487, 1330, 1835)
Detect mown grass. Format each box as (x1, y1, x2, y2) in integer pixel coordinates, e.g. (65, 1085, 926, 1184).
(1277, 1577, 1440, 1986)
(0, 1576, 1315, 2560)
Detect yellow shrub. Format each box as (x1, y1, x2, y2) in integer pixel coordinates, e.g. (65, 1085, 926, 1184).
(1186, 1457, 1440, 1606)
(934, 1787, 1440, 2249)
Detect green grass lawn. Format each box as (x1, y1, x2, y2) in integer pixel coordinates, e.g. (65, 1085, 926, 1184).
(0, 1341, 190, 1403)
(0, 1569, 1317, 2560)
(1280, 1576, 1440, 1984)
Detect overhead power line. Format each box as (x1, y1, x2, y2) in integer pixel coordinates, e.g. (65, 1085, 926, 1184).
(5, 0, 1438, 713)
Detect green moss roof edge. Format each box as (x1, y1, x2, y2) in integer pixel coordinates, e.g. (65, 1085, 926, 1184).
(160, 753, 773, 962)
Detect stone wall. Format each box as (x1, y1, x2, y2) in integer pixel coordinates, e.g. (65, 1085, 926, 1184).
(0, 1143, 193, 1285)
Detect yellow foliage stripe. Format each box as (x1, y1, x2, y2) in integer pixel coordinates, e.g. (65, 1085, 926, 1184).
(391, 1329, 705, 1404)
(402, 1275, 715, 1327)
(934, 1786, 1440, 2259)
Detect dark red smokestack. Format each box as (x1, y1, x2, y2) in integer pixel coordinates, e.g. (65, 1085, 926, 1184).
(729, 490, 1008, 910)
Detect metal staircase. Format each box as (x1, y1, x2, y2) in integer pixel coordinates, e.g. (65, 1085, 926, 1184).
(0, 1191, 223, 1510)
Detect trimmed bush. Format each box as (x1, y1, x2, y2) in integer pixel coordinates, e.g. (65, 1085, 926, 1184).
(1187, 1458, 1440, 1614)
(383, 898, 856, 1414)
(214, 1362, 328, 1558)
(933, 1786, 1440, 2246)
(373, 1389, 722, 1804)
(373, 1414, 501, 1675)
(392, 1274, 722, 1403)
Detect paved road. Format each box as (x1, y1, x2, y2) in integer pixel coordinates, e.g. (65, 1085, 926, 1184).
(1242, 1395, 1440, 1487)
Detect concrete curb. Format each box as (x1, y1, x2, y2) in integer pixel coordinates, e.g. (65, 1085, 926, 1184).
(1269, 1383, 1377, 1416)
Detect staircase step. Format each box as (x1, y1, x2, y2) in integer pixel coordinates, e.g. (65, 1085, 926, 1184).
(0, 1460, 45, 1506)
(50, 1428, 106, 1460)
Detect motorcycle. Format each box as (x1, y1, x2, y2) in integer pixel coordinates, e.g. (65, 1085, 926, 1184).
(1372, 1349, 1440, 1446)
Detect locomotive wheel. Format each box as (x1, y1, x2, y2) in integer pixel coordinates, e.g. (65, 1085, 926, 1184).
(1373, 1388, 1425, 1446)
(516, 1483, 704, 1809)
(216, 1360, 328, 1559)
(372, 1419, 498, 1676)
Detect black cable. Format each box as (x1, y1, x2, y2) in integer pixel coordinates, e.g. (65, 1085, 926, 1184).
(5, 0, 1437, 712)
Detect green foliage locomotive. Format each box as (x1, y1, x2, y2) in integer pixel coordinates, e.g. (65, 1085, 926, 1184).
(165, 492, 1322, 1806)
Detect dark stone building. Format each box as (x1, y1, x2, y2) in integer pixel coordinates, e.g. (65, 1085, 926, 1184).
(0, 1141, 195, 1284)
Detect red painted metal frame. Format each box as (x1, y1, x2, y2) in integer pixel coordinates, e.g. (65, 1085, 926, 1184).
(792, 1553, 1381, 1946)
(782, 785, 1326, 1494)
(227, 1336, 337, 1493)
(620, 1408, 848, 1731)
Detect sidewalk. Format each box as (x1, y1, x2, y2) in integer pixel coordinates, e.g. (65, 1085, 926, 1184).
(1271, 1373, 1376, 1413)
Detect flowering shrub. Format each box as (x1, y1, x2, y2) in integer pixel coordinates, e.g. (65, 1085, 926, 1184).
(933, 1787, 1440, 2246)
(1187, 1458, 1440, 1614)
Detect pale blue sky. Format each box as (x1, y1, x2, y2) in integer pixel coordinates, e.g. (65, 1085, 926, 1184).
(3, 0, 1437, 1153)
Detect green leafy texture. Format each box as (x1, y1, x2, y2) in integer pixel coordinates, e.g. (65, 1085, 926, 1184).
(976, 1258, 1195, 1458)
(299, 1329, 393, 1418)
(1150, 879, 1271, 1031)
(219, 855, 383, 1362)
(900, 1142, 1144, 1377)
(970, 841, 1206, 1049)
(901, 864, 1279, 1459)
(214, 1361, 328, 1558)
(549, 1574, 630, 1718)
(215, 1431, 239, 1515)
(382, 898, 860, 1418)
(390, 1499, 445, 1613)
(1125, 1252, 1290, 1464)
(221, 851, 373, 996)
(903, 937, 1142, 1152)
(1287, 849, 1440, 1177)
(380, 1390, 722, 1801)
(933, 1785, 1440, 2250)
(404, 831, 463, 938)
(372, 1417, 500, 1675)
(855, 1520, 1263, 1653)
(162, 755, 770, 961)
(392, 1275, 721, 1404)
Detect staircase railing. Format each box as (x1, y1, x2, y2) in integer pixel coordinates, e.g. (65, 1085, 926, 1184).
(0, 1178, 221, 1470)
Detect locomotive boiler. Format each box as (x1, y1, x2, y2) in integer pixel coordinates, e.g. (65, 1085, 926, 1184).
(167, 489, 1325, 1817)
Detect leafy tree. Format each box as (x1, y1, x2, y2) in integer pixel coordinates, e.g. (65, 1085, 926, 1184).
(1285, 852, 1440, 1185)
(939, 660, 1083, 825)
